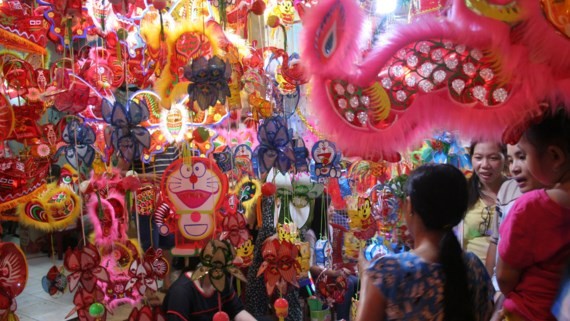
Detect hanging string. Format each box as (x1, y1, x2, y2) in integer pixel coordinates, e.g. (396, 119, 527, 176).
(71, 116, 87, 247)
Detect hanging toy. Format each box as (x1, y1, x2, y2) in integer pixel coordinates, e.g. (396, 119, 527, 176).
(161, 157, 228, 255)
(274, 298, 289, 321)
(257, 236, 300, 296)
(89, 302, 105, 318)
(191, 240, 247, 292)
(213, 311, 230, 321)
(101, 98, 151, 163)
(254, 116, 295, 176)
(234, 177, 262, 222)
(184, 56, 232, 111)
(42, 265, 68, 298)
(296, 241, 311, 277)
(314, 238, 332, 269)
(236, 239, 255, 267)
(311, 140, 342, 183)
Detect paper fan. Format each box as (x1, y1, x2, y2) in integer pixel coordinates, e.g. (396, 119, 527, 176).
(0, 243, 28, 298)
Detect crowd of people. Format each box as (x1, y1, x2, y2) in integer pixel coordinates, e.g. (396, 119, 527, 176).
(155, 106, 570, 321)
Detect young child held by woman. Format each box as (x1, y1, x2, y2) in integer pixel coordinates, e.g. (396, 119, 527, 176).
(497, 107, 570, 321)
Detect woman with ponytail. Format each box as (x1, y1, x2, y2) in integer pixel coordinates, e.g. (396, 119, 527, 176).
(355, 164, 495, 321)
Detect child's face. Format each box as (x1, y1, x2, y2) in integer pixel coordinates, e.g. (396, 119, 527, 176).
(517, 135, 553, 186)
(472, 142, 505, 186)
(507, 144, 544, 193)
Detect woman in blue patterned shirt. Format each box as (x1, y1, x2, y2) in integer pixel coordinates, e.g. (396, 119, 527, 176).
(356, 164, 495, 321)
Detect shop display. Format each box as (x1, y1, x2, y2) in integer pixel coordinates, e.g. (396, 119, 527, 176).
(0, 0, 569, 319)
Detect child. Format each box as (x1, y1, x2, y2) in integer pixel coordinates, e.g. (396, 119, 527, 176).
(497, 108, 570, 321)
(489, 143, 548, 291)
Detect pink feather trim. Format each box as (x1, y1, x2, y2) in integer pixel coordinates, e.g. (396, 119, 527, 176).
(300, 0, 364, 79)
(301, 0, 570, 159)
(87, 192, 124, 246)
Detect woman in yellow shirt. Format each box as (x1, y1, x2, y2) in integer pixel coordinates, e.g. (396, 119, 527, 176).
(461, 141, 507, 270)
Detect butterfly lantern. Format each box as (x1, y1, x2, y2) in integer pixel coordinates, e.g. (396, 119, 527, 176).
(254, 116, 295, 176)
(184, 56, 232, 111)
(55, 118, 96, 169)
(125, 248, 169, 297)
(0, 242, 28, 321)
(66, 287, 107, 321)
(64, 243, 111, 294)
(102, 98, 151, 163)
(219, 194, 251, 249)
(257, 236, 300, 296)
(311, 140, 342, 183)
(191, 240, 247, 292)
(161, 157, 228, 256)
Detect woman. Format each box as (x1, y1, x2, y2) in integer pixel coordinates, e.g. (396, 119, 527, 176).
(463, 141, 507, 270)
(356, 164, 495, 321)
(163, 255, 257, 321)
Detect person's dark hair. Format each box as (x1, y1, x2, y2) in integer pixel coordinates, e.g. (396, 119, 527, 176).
(182, 256, 202, 273)
(467, 141, 507, 208)
(405, 164, 474, 321)
(524, 107, 570, 155)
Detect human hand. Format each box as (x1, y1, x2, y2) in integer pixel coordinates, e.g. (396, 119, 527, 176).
(357, 250, 370, 278)
(490, 309, 506, 321)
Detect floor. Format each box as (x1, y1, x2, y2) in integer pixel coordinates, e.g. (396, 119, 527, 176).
(3, 234, 166, 321)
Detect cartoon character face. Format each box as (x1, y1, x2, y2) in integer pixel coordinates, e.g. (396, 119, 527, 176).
(278, 0, 294, 17)
(312, 140, 337, 166)
(277, 222, 298, 243)
(237, 239, 254, 261)
(344, 232, 363, 261)
(163, 158, 227, 241)
(358, 198, 371, 221)
(234, 144, 253, 159)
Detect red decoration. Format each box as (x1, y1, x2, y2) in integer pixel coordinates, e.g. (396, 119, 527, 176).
(64, 243, 111, 293)
(0, 242, 27, 320)
(213, 311, 230, 321)
(257, 236, 300, 296)
(261, 182, 277, 196)
(0, 157, 50, 212)
(250, 0, 266, 15)
(274, 298, 289, 319)
(127, 305, 166, 321)
(66, 287, 107, 321)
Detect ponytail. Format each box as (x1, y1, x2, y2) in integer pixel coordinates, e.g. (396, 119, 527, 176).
(440, 230, 475, 321)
